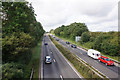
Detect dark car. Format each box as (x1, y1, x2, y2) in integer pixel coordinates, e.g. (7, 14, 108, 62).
(66, 41, 70, 44)
(44, 42, 48, 45)
(53, 36, 55, 38)
(56, 38, 59, 41)
(98, 56, 114, 66)
(71, 44, 77, 48)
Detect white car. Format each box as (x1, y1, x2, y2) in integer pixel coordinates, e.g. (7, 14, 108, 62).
(45, 56, 52, 64)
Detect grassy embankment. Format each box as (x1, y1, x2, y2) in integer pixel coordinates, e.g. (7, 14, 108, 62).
(53, 33, 119, 62)
(26, 36, 43, 78)
(49, 35, 109, 80)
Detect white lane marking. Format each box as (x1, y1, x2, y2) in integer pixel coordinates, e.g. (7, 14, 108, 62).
(57, 49, 83, 78)
(60, 75, 63, 80)
(49, 35, 111, 79)
(70, 47, 83, 55)
(77, 47, 87, 52)
(95, 60, 98, 63)
(53, 59, 56, 62)
(78, 50, 83, 55)
(50, 51, 52, 54)
(48, 35, 83, 78)
(113, 62, 120, 67)
(40, 41, 44, 80)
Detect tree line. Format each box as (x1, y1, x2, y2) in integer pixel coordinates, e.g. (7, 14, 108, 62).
(53, 23, 119, 56)
(54, 22, 89, 40)
(2, 2, 45, 79)
(80, 32, 119, 56)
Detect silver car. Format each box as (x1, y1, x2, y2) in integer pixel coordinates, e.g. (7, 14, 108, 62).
(45, 56, 52, 64)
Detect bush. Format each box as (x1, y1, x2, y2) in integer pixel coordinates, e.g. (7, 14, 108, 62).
(81, 32, 90, 43)
(2, 32, 34, 63)
(90, 37, 95, 42)
(54, 22, 89, 40)
(2, 63, 24, 79)
(101, 42, 118, 56)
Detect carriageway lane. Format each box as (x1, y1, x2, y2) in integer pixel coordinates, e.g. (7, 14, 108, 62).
(42, 35, 82, 79)
(53, 36, 119, 79)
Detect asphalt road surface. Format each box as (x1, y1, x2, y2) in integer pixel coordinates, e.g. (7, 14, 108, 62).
(53, 35, 120, 79)
(41, 35, 83, 80)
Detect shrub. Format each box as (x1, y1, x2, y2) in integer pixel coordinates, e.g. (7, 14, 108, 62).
(81, 32, 90, 42)
(2, 63, 24, 79)
(90, 37, 95, 42)
(2, 32, 34, 63)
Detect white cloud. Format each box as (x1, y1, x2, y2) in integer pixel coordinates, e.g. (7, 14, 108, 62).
(27, 0, 119, 32)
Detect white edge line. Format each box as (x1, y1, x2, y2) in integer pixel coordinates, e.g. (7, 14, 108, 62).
(75, 54, 110, 79)
(53, 59, 56, 62)
(91, 65, 110, 79)
(40, 40, 44, 80)
(52, 33, 119, 66)
(48, 35, 84, 79)
(54, 35, 111, 79)
(60, 75, 63, 80)
(50, 35, 110, 79)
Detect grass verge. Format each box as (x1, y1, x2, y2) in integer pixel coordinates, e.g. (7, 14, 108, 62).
(26, 36, 43, 79)
(49, 35, 109, 80)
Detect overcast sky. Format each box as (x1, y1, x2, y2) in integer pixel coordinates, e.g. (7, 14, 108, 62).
(27, 0, 119, 32)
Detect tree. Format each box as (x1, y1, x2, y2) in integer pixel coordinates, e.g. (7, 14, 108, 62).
(81, 32, 90, 42)
(2, 1, 45, 79)
(54, 22, 89, 40)
(49, 29, 54, 34)
(90, 37, 95, 42)
(2, 32, 35, 62)
(93, 35, 103, 51)
(2, 63, 24, 79)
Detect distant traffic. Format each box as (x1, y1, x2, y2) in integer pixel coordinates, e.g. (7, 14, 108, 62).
(50, 34, 115, 66)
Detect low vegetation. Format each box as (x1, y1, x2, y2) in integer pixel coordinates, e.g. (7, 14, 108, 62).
(49, 35, 108, 80)
(31, 38, 43, 78)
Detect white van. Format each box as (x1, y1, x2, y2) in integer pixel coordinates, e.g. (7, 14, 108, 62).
(87, 49, 101, 59)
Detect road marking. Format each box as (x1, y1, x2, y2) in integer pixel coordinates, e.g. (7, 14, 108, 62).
(78, 51, 83, 55)
(95, 60, 98, 63)
(40, 41, 44, 80)
(60, 75, 63, 80)
(53, 59, 56, 62)
(48, 35, 83, 78)
(49, 35, 112, 79)
(51, 51, 52, 53)
(58, 49, 83, 78)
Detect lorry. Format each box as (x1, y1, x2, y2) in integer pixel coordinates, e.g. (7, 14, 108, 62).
(87, 49, 101, 59)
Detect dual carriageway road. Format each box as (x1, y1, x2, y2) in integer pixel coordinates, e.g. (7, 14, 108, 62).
(40, 34, 120, 80)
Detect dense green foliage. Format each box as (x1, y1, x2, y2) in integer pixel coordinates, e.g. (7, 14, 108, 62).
(31, 39, 43, 78)
(2, 2, 45, 79)
(53, 23, 119, 57)
(90, 32, 119, 56)
(2, 63, 24, 79)
(80, 32, 119, 56)
(54, 22, 88, 40)
(81, 32, 90, 43)
(49, 29, 54, 34)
